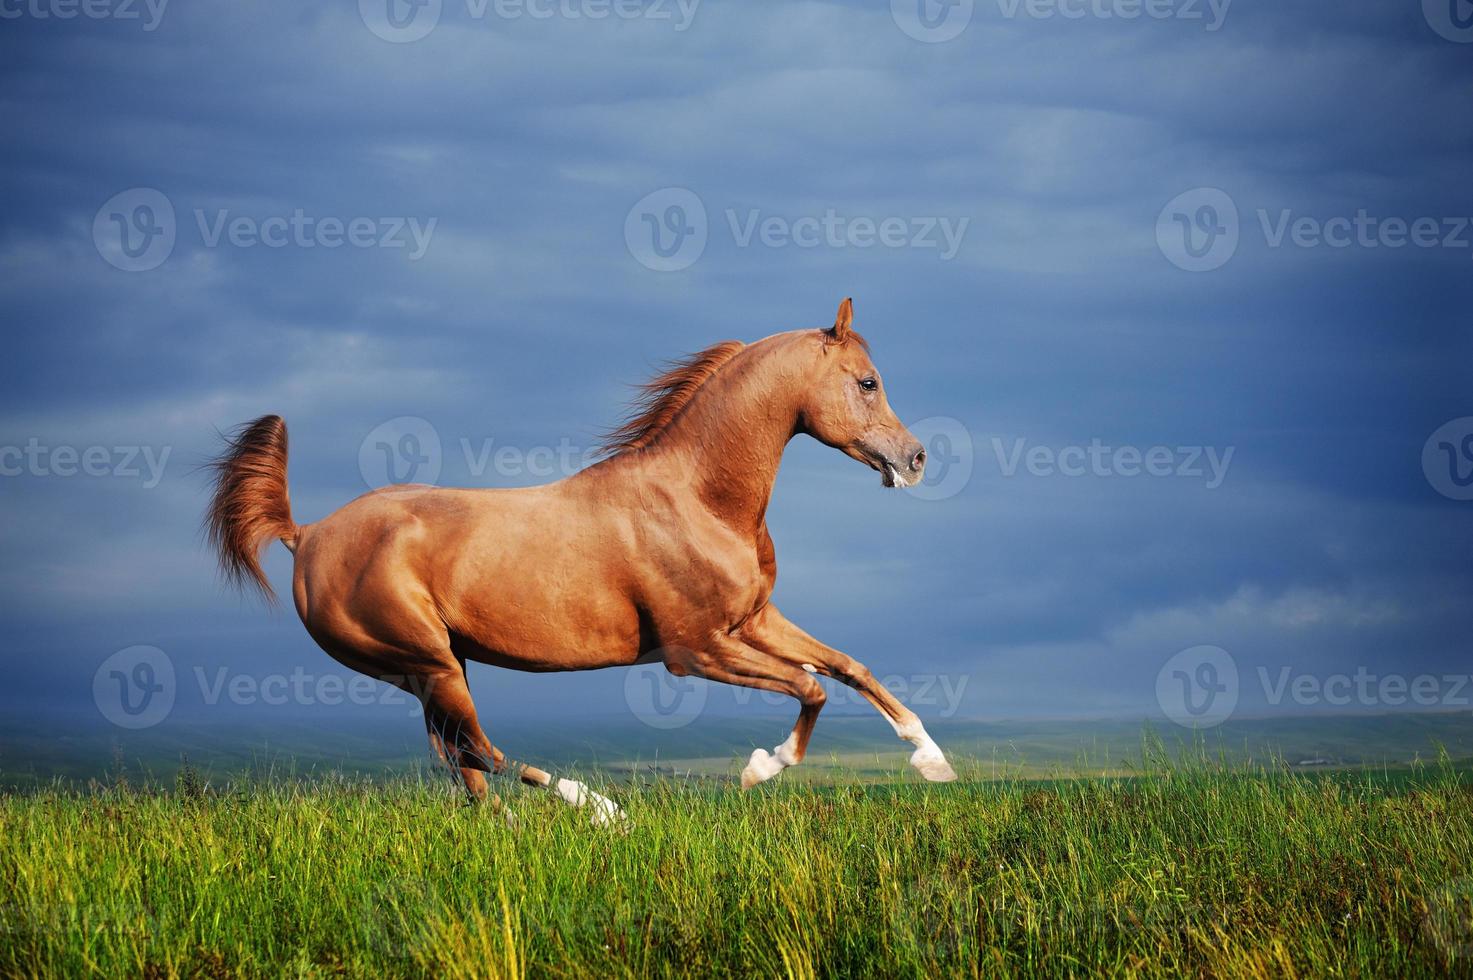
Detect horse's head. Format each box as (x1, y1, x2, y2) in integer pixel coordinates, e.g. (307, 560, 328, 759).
(800, 298, 927, 489)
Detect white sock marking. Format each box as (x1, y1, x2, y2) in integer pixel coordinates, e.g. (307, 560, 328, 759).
(894, 718, 957, 782)
(741, 731, 801, 788)
(554, 777, 625, 827)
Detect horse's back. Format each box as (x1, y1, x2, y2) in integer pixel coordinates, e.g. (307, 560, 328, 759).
(290, 482, 645, 673)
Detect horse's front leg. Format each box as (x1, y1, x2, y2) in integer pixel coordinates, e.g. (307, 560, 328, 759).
(666, 635, 827, 789)
(741, 605, 957, 782)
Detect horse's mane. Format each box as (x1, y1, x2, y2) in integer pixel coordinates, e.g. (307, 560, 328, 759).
(599, 340, 747, 456)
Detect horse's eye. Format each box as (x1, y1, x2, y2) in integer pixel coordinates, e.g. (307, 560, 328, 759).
(859, 377, 878, 392)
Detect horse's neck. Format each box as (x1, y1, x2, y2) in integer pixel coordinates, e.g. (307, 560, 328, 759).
(647, 338, 807, 532)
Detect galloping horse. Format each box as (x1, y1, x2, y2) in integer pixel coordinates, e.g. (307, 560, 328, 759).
(206, 299, 955, 823)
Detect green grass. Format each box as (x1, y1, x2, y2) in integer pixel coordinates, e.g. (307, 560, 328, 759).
(3, 747, 1473, 978)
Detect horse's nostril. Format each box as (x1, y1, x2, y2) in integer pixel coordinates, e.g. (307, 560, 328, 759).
(911, 448, 926, 471)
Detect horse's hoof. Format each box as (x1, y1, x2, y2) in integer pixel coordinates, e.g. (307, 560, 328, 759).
(587, 797, 632, 833)
(589, 799, 629, 830)
(555, 777, 629, 829)
(911, 746, 958, 782)
(741, 748, 782, 789)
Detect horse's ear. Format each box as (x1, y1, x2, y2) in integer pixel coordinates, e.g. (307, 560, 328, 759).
(828, 298, 854, 343)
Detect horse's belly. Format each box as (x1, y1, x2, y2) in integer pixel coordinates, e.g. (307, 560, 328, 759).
(449, 630, 640, 672)
(443, 575, 644, 672)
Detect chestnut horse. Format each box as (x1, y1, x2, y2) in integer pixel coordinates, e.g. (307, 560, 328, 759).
(206, 299, 955, 824)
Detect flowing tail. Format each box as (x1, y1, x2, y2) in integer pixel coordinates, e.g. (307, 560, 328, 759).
(205, 415, 298, 604)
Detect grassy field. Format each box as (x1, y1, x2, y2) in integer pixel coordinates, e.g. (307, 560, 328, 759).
(3, 743, 1473, 978)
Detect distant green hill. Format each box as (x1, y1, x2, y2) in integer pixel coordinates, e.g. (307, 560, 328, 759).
(4, 710, 1472, 790)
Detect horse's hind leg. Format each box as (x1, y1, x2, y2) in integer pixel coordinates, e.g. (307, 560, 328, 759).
(417, 668, 502, 802)
(423, 713, 503, 811)
(418, 668, 626, 827)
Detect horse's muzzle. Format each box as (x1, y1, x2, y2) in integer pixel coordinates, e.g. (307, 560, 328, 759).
(880, 440, 926, 489)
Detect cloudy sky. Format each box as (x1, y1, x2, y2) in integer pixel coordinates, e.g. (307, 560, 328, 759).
(1, 0, 1471, 749)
